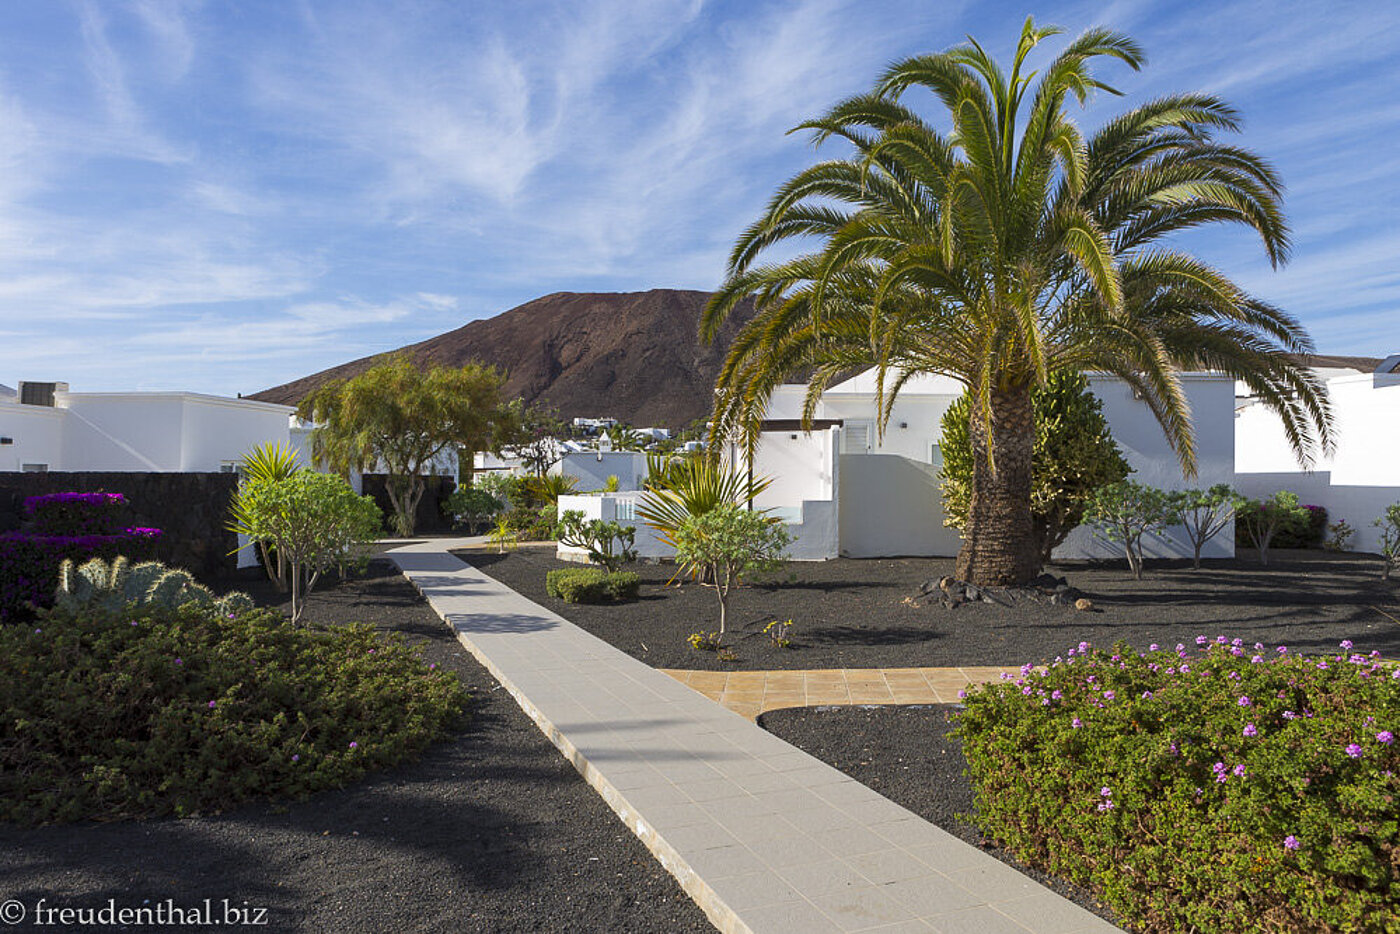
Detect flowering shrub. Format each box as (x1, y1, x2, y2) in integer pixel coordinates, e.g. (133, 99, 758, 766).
(0, 528, 161, 624)
(957, 638, 1398, 933)
(0, 601, 467, 823)
(24, 491, 129, 535)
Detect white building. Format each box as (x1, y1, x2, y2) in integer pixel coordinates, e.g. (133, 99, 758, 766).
(1236, 354, 1400, 554)
(561, 368, 1238, 564)
(0, 380, 297, 474)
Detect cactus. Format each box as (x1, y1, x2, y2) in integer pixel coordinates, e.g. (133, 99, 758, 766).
(53, 557, 253, 618)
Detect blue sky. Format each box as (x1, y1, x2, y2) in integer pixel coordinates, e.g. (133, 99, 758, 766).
(0, 0, 1395, 396)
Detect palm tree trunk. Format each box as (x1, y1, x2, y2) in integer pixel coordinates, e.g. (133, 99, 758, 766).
(956, 385, 1041, 586)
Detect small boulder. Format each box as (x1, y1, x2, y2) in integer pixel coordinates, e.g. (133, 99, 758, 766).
(1074, 597, 1095, 612)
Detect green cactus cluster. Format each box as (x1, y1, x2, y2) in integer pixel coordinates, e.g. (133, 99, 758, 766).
(54, 557, 254, 618)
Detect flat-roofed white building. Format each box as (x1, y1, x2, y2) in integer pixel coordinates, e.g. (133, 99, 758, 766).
(0, 380, 297, 474)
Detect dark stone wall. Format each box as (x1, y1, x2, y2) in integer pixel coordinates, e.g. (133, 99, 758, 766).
(0, 472, 240, 577)
(360, 474, 456, 534)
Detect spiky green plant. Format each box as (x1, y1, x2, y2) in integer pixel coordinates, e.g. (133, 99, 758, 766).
(637, 456, 773, 551)
(227, 441, 302, 591)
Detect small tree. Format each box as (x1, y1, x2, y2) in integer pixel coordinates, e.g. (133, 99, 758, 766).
(672, 504, 791, 638)
(558, 510, 637, 572)
(1236, 490, 1308, 566)
(1375, 503, 1400, 581)
(235, 472, 382, 624)
(442, 487, 504, 533)
(1168, 484, 1246, 569)
(940, 373, 1130, 564)
(226, 442, 302, 591)
(298, 355, 508, 535)
(1086, 481, 1173, 580)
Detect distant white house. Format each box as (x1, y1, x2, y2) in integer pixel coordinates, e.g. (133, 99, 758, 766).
(561, 368, 1238, 564)
(1236, 354, 1400, 554)
(0, 380, 297, 474)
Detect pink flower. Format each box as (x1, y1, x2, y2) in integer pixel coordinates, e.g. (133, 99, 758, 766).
(1284, 835, 1300, 850)
(1379, 731, 1395, 745)
(1345, 744, 1363, 759)
(1243, 724, 1258, 738)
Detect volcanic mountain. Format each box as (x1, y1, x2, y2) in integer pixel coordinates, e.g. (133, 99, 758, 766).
(248, 289, 755, 427)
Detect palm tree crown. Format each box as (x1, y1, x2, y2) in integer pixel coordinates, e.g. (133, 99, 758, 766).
(701, 17, 1331, 584)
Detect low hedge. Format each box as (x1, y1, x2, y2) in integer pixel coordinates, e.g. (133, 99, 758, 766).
(957, 638, 1399, 933)
(0, 601, 469, 824)
(545, 567, 640, 604)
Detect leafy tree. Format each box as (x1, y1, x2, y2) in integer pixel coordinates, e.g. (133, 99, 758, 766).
(1374, 503, 1400, 581)
(940, 372, 1129, 563)
(298, 355, 508, 535)
(233, 472, 382, 624)
(226, 442, 302, 591)
(505, 403, 569, 477)
(441, 487, 504, 532)
(673, 504, 791, 638)
(1168, 484, 1246, 569)
(1236, 490, 1308, 566)
(1085, 480, 1173, 579)
(700, 17, 1331, 587)
(558, 510, 637, 572)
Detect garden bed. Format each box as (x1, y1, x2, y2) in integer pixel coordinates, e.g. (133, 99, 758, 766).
(459, 548, 1400, 671)
(0, 561, 712, 933)
(759, 704, 1129, 930)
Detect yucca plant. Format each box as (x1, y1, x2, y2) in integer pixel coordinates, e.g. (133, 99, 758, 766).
(637, 454, 773, 552)
(227, 442, 301, 591)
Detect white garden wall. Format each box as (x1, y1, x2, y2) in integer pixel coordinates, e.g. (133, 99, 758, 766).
(1235, 370, 1400, 555)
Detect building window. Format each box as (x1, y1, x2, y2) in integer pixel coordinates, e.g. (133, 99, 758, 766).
(929, 443, 943, 470)
(21, 463, 48, 473)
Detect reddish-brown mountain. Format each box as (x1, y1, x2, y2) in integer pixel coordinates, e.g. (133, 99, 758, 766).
(248, 289, 753, 427)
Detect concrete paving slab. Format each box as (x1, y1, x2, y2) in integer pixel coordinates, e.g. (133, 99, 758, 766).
(387, 539, 1122, 934)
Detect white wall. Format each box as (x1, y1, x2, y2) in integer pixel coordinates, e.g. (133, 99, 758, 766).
(559, 451, 647, 492)
(1059, 374, 1237, 561)
(60, 395, 187, 469)
(839, 453, 961, 557)
(0, 403, 65, 471)
(179, 397, 295, 471)
(1235, 371, 1400, 555)
(749, 428, 836, 506)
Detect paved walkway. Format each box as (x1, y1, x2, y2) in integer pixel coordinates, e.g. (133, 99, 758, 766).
(388, 539, 1121, 934)
(661, 667, 1024, 719)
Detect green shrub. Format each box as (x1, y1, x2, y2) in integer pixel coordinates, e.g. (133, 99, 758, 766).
(1270, 503, 1328, 550)
(557, 510, 637, 572)
(441, 487, 503, 530)
(1235, 491, 1310, 564)
(0, 602, 468, 824)
(956, 638, 1400, 933)
(545, 567, 639, 603)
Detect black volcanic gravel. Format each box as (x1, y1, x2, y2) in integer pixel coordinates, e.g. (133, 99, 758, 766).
(461, 547, 1400, 671)
(0, 561, 713, 934)
(760, 704, 1132, 931)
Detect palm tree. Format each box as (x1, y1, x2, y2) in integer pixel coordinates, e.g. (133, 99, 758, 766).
(701, 17, 1331, 586)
